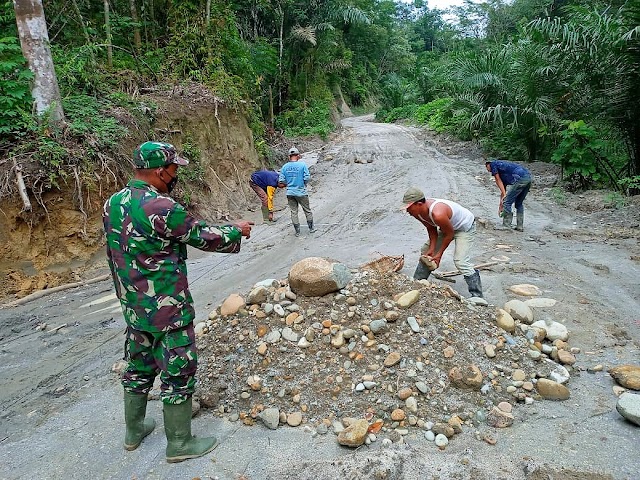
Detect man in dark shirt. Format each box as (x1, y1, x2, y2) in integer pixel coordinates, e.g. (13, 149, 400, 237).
(485, 159, 532, 231)
(249, 169, 280, 222)
(103, 141, 252, 462)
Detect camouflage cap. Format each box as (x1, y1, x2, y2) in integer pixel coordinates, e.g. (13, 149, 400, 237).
(133, 141, 189, 169)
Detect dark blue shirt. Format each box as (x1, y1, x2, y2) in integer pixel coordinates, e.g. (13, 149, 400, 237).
(489, 160, 531, 185)
(250, 170, 279, 190)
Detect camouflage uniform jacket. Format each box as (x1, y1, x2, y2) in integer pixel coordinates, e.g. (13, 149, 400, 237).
(103, 179, 242, 333)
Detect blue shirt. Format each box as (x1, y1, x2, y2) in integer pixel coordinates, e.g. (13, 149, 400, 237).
(250, 170, 279, 190)
(489, 160, 531, 185)
(279, 161, 310, 196)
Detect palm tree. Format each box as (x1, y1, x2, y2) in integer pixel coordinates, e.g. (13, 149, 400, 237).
(448, 40, 560, 161)
(529, 2, 640, 178)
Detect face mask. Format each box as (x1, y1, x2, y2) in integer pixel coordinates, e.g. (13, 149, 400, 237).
(160, 168, 178, 193)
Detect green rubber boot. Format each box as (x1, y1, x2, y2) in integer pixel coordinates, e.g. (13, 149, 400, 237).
(163, 399, 217, 463)
(501, 211, 513, 229)
(515, 211, 524, 231)
(124, 391, 156, 451)
(261, 206, 270, 222)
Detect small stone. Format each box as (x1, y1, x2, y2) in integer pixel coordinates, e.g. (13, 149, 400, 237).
(397, 290, 420, 308)
(425, 431, 435, 441)
(337, 419, 369, 447)
(497, 401, 512, 413)
(405, 397, 418, 413)
(487, 406, 514, 428)
(608, 365, 640, 390)
(398, 387, 413, 400)
(259, 408, 280, 430)
(287, 412, 303, 427)
(246, 286, 268, 305)
(391, 409, 406, 421)
(415, 381, 429, 394)
(406, 316, 420, 333)
(616, 393, 640, 426)
(484, 345, 496, 358)
(523, 297, 557, 308)
(508, 284, 541, 296)
(385, 311, 400, 322)
(443, 346, 455, 358)
(448, 364, 483, 390)
(220, 294, 245, 316)
(512, 369, 526, 382)
(503, 300, 534, 324)
(536, 378, 570, 400)
(613, 386, 626, 397)
(369, 319, 388, 334)
(384, 352, 401, 367)
(496, 309, 515, 332)
(587, 364, 604, 373)
(432, 423, 454, 438)
(434, 434, 449, 448)
(557, 350, 576, 365)
(531, 319, 568, 342)
(257, 343, 268, 355)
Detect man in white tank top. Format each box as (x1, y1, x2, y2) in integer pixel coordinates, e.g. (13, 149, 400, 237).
(402, 187, 487, 305)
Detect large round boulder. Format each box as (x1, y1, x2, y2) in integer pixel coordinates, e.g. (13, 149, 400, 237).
(288, 257, 351, 297)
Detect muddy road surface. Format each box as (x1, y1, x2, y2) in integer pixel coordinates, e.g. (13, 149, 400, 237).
(0, 115, 638, 479)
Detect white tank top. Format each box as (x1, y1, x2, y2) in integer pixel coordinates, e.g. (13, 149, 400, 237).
(418, 199, 474, 232)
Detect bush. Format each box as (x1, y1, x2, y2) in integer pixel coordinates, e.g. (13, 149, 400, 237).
(275, 99, 335, 139)
(414, 98, 455, 132)
(375, 104, 418, 123)
(0, 37, 34, 140)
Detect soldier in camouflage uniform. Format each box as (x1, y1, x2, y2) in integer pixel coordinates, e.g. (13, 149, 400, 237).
(103, 141, 252, 463)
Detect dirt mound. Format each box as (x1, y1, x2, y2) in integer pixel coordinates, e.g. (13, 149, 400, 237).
(195, 268, 566, 444)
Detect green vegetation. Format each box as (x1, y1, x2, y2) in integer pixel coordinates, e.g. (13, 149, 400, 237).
(2, 0, 640, 206)
(0, 37, 33, 137)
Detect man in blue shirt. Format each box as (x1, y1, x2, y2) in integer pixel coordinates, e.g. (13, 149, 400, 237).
(278, 147, 315, 236)
(485, 159, 532, 231)
(249, 169, 280, 223)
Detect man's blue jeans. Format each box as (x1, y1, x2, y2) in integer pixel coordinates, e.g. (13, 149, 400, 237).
(503, 177, 532, 214)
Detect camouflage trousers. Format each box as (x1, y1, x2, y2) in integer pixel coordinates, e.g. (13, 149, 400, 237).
(122, 324, 197, 405)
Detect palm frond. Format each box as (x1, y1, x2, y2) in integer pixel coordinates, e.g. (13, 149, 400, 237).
(290, 26, 317, 46)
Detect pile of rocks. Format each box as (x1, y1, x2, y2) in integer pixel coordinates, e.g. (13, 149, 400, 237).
(194, 259, 577, 448)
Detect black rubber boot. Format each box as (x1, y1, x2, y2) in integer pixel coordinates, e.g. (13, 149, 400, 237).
(293, 224, 301, 237)
(464, 270, 488, 305)
(515, 211, 524, 231)
(308, 221, 316, 233)
(124, 391, 156, 451)
(164, 398, 217, 463)
(413, 261, 432, 281)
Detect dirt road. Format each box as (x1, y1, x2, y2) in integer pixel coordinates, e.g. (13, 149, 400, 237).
(0, 115, 638, 479)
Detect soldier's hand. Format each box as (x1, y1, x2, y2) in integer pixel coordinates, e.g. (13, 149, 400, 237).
(235, 221, 254, 239)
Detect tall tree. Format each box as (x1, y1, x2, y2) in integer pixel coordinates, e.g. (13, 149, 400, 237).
(12, 0, 65, 125)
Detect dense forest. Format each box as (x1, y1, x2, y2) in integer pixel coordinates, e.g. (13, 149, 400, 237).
(2, 0, 639, 210)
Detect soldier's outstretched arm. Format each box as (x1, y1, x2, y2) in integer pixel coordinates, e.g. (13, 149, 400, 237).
(154, 200, 245, 253)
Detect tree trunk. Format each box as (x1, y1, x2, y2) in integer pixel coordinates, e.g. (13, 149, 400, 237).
(13, 0, 65, 124)
(70, 0, 95, 63)
(268, 85, 274, 127)
(277, 2, 284, 112)
(129, 0, 142, 51)
(205, 0, 211, 27)
(104, 0, 113, 67)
